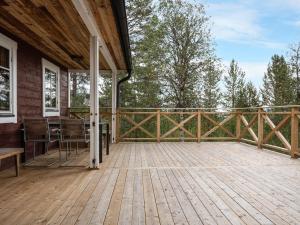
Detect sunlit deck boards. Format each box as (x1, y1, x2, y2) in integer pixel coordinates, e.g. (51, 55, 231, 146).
(1, 142, 300, 225)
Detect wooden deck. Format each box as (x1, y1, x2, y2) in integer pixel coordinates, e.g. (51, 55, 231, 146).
(1, 142, 300, 225)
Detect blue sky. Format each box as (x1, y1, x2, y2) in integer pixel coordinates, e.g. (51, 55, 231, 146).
(202, 0, 300, 88)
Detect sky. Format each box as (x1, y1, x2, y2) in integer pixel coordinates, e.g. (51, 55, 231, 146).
(202, 0, 300, 89)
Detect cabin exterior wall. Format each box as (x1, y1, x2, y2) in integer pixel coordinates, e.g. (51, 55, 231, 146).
(0, 29, 68, 170)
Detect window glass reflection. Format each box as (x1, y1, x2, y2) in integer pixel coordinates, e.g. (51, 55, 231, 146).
(45, 68, 58, 111)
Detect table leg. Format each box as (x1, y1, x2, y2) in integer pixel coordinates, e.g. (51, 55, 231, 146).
(99, 124, 102, 163)
(106, 123, 109, 155)
(15, 154, 20, 177)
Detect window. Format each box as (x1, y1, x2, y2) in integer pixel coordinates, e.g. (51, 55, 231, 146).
(42, 59, 60, 117)
(0, 33, 17, 124)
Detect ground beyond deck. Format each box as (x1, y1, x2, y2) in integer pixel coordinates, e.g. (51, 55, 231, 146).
(1, 142, 300, 225)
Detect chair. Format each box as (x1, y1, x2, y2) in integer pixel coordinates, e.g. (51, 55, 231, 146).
(60, 119, 89, 160)
(23, 118, 59, 161)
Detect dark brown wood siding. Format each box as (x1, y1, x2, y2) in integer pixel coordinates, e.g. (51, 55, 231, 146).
(0, 30, 69, 170)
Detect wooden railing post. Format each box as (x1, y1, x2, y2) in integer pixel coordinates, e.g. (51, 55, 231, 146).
(236, 110, 241, 142)
(157, 109, 161, 143)
(291, 107, 299, 158)
(257, 108, 264, 149)
(197, 110, 201, 143)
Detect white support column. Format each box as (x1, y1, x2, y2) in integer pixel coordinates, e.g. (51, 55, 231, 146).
(111, 71, 117, 143)
(89, 36, 100, 168)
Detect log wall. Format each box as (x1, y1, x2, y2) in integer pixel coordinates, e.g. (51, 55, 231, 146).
(0, 28, 68, 169)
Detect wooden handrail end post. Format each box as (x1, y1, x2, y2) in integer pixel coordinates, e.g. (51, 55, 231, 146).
(197, 110, 201, 143)
(236, 110, 241, 142)
(157, 109, 161, 143)
(257, 108, 264, 149)
(291, 107, 299, 158)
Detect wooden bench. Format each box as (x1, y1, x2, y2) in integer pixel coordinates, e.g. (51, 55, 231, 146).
(0, 148, 24, 177)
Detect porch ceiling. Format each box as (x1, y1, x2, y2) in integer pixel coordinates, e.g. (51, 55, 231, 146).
(0, 0, 127, 71)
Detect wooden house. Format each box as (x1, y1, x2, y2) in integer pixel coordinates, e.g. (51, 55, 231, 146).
(0, 0, 131, 169)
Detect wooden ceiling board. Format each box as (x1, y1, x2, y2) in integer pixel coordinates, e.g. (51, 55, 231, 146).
(87, 0, 127, 70)
(0, 0, 127, 71)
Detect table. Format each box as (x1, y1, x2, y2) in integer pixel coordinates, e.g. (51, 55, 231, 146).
(85, 121, 110, 163)
(48, 120, 110, 163)
(0, 148, 24, 176)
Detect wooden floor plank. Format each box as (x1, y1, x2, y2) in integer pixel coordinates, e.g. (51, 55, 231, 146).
(150, 168, 174, 225)
(132, 169, 145, 225)
(143, 169, 160, 225)
(1, 142, 300, 225)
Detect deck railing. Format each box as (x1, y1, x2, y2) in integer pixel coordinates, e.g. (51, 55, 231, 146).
(68, 106, 300, 157)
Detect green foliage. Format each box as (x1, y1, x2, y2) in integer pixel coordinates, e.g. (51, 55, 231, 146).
(119, 0, 162, 107)
(70, 0, 299, 111)
(288, 42, 300, 104)
(158, 0, 216, 107)
(200, 58, 222, 108)
(223, 60, 246, 108)
(261, 55, 296, 106)
(99, 77, 112, 107)
(70, 72, 89, 107)
(244, 82, 260, 107)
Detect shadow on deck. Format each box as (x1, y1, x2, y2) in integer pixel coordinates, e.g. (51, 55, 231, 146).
(1, 142, 300, 225)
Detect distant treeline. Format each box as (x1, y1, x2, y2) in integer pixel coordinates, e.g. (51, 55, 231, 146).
(70, 0, 300, 109)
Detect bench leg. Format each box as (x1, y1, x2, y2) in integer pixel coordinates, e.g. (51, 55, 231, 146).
(15, 154, 20, 177)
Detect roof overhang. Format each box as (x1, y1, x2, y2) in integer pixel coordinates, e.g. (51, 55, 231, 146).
(0, 0, 131, 72)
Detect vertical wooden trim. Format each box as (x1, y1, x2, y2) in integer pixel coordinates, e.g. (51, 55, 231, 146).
(157, 109, 161, 142)
(197, 110, 201, 143)
(236, 110, 241, 141)
(257, 108, 264, 149)
(89, 36, 100, 168)
(291, 107, 299, 158)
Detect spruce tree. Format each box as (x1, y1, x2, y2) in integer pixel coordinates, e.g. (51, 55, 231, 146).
(200, 58, 222, 108)
(288, 43, 300, 104)
(223, 60, 246, 108)
(239, 82, 260, 107)
(261, 55, 295, 106)
(120, 0, 162, 107)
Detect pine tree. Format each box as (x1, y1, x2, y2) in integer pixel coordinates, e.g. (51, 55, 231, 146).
(261, 55, 295, 106)
(200, 58, 222, 108)
(246, 82, 260, 107)
(158, 0, 216, 108)
(288, 42, 300, 104)
(121, 0, 162, 107)
(223, 60, 246, 108)
(235, 81, 259, 108)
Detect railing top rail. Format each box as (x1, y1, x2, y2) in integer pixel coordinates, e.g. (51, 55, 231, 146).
(117, 105, 300, 111)
(68, 105, 300, 111)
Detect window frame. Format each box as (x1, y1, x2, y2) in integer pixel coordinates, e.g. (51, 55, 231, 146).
(0, 33, 17, 124)
(42, 58, 60, 117)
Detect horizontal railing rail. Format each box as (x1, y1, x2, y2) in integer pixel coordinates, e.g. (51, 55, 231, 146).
(67, 106, 300, 158)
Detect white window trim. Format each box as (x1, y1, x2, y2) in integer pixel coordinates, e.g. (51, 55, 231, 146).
(42, 58, 60, 117)
(0, 33, 17, 124)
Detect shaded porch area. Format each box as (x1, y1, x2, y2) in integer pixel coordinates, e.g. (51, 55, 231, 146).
(1, 142, 300, 225)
